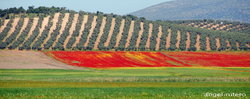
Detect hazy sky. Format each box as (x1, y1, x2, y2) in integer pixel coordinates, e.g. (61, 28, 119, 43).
(0, 0, 173, 15)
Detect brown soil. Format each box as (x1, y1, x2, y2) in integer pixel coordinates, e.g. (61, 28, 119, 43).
(42, 13, 60, 47)
(215, 38, 221, 50)
(226, 40, 231, 49)
(206, 36, 211, 51)
(3, 18, 20, 41)
(52, 13, 70, 47)
(155, 25, 162, 50)
(64, 14, 79, 48)
(115, 19, 125, 48)
(135, 22, 144, 48)
(219, 24, 229, 30)
(93, 17, 107, 50)
(104, 18, 116, 47)
(185, 32, 190, 50)
(84, 16, 97, 47)
(30, 16, 50, 47)
(166, 28, 172, 49)
(0, 19, 10, 33)
(20, 17, 39, 47)
(210, 24, 220, 29)
(236, 42, 240, 50)
(145, 23, 153, 49)
(175, 30, 181, 49)
(195, 34, 201, 50)
(125, 21, 135, 48)
(246, 44, 250, 48)
(0, 50, 84, 69)
(73, 15, 88, 48)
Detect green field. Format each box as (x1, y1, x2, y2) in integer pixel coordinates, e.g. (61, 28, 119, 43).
(0, 68, 249, 99)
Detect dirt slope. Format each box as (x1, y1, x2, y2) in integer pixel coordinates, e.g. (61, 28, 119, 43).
(125, 21, 135, 48)
(0, 50, 84, 69)
(135, 22, 144, 48)
(0, 20, 9, 33)
(146, 23, 153, 49)
(104, 18, 116, 47)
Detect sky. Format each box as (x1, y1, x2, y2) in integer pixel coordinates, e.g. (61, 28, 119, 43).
(0, 0, 173, 15)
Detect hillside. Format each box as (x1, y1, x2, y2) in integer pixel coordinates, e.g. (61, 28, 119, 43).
(171, 20, 250, 33)
(0, 8, 249, 51)
(131, 0, 250, 23)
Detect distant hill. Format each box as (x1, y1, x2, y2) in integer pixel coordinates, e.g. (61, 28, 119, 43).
(131, 0, 250, 23)
(170, 20, 250, 33)
(0, 7, 249, 51)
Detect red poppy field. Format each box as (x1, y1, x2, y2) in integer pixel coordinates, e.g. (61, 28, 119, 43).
(44, 51, 250, 68)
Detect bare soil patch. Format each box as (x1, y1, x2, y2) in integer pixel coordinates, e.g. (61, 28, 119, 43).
(215, 38, 220, 50)
(155, 25, 162, 50)
(135, 22, 144, 48)
(115, 19, 125, 48)
(206, 37, 211, 51)
(226, 40, 231, 50)
(195, 34, 201, 50)
(145, 23, 153, 49)
(125, 21, 135, 48)
(185, 32, 190, 50)
(0, 50, 84, 69)
(175, 30, 181, 49)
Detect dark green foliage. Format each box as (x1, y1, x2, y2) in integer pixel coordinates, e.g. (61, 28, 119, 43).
(32, 14, 55, 50)
(11, 18, 34, 49)
(200, 33, 206, 51)
(0, 19, 14, 41)
(43, 13, 64, 49)
(98, 15, 113, 50)
(173, 19, 250, 34)
(188, 32, 197, 51)
(159, 26, 169, 50)
(21, 16, 43, 50)
(86, 15, 103, 50)
(117, 18, 131, 51)
(4, 18, 24, 49)
(127, 20, 140, 51)
(138, 21, 149, 51)
(66, 12, 85, 49)
(54, 13, 74, 50)
(168, 29, 178, 51)
(76, 14, 94, 50)
(218, 38, 227, 51)
(149, 23, 159, 51)
(179, 30, 187, 51)
(239, 42, 249, 51)
(108, 16, 122, 50)
(0, 6, 73, 18)
(209, 35, 217, 51)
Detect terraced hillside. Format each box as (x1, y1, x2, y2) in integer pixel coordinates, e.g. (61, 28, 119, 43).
(173, 20, 250, 33)
(0, 12, 249, 51)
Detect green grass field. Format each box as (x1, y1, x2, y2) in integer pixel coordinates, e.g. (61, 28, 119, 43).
(0, 68, 249, 99)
